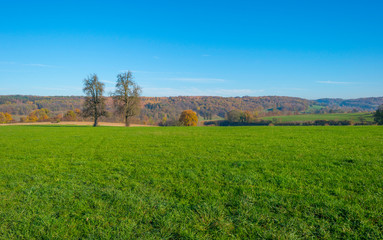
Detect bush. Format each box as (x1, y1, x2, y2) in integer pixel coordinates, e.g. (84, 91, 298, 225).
(310, 120, 353, 126)
(203, 120, 271, 126)
(226, 110, 242, 123)
(159, 119, 182, 127)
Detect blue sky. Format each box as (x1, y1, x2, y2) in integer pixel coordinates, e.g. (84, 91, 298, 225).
(0, 0, 382, 99)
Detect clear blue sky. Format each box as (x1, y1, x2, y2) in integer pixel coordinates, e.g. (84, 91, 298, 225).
(0, 0, 382, 99)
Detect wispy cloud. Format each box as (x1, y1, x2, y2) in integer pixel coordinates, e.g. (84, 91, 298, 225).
(0, 70, 21, 73)
(1, 62, 58, 68)
(101, 80, 115, 84)
(283, 87, 307, 91)
(119, 70, 193, 75)
(23, 63, 58, 68)
(32, 86, 82, 91)
(104, 86, 115, 94)
(202, 54, 211, 57)
(214, 89, 264, 95)
(0, 62, 61, 70)
(317, 81, 355, 85)
(143, 87, 263, 97)
(169, 77, 226, 83)
(153, 56, 160, 59)
(34, 87, 68, 91)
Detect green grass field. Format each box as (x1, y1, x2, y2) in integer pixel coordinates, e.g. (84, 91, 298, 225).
(1, 125, 382, 239)
(262, 112, 374, 123)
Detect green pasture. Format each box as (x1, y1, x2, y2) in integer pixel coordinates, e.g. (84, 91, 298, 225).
(0, 125, 382, 239)
(262, 112, 374, 123)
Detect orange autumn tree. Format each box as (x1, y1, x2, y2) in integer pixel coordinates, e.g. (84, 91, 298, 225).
(179, 110, 198, 126)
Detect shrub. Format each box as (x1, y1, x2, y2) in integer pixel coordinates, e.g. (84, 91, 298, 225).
(159, 119, 182, 127)
(226, 110, 242, 123)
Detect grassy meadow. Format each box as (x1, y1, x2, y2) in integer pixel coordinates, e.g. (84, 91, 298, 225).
(262, 112, 374, 123)
(0, 125, 382, 239)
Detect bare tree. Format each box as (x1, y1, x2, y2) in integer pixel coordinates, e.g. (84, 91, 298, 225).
(82, 74, 107, 127)
(113, 71, 142, 127)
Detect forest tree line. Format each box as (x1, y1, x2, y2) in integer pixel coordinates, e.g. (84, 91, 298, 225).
(0, 95, 382, 125)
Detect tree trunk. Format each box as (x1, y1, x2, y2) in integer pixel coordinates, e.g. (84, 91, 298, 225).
(94, 116, 98, 127)
(125, 115, 130, 127)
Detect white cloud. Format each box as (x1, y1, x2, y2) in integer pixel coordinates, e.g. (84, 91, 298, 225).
(143, 87, 263, 97)
(283, 87, 307, 91)
(119, 70, 190, 74)
(153, 56, 160, 59)
(214, 89, 263, 95)
(202, 54, 211, 57)
(35, 87, 68, 91)
(33, 86, 82, 91)
(169, 78, 225, 83)
(104, 86, 115, 94)
(101, 80, 115, 84)
(23, 63, 57, 68)
(0, 70, 20, 72)
(317, 81, 355, 85)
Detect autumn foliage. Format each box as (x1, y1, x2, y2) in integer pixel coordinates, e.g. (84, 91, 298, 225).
(0, 112, 13, 123)
(63, 110, 78, 121)
(179, 110, 198, 126)
(27, 109, 50, 122)
(0, 112, 6, 123)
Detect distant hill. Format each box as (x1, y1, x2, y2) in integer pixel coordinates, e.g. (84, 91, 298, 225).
(0, 95, 381, 123)
(316, 97, 383, 111)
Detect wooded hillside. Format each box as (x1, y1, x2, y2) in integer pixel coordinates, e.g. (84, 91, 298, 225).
(0, 95, 381, 124)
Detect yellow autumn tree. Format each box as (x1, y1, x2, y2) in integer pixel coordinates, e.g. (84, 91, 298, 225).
(27, 113, 38, 122)
(243, 111, 253, 123)
(27, 109, 50, 122)
(0, 112, 6, 123)
(63, 110, 77, 121)
(179, 110, 198, 126)
(4, 113, 13, 123)
(37, 109, 50, 122)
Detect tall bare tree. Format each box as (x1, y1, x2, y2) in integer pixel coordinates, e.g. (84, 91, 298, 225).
(82, 74, 107, 127)
(113, 71, 142, 127)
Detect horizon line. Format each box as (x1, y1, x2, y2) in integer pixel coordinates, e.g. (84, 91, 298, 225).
(0, 94, 382, 101)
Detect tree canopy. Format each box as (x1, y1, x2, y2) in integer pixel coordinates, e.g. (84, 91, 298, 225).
(112, 71, 142, 127)
(374, 105, 383, 125)
(82, 74, 107, 127)
(179, 110, 198, 126)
